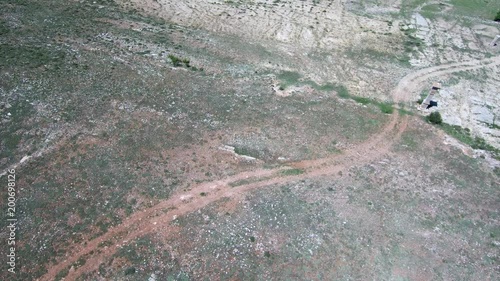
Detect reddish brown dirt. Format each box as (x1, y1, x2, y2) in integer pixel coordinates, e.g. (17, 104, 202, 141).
(38, 55, 500, 281)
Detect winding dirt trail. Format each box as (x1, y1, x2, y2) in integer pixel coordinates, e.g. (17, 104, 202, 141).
(39, 55, 500, 281)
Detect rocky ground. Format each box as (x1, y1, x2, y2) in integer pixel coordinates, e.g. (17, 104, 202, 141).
(0, 0, 499, 280)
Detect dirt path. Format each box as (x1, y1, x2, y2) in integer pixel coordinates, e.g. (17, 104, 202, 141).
(39, 55, 500, 281)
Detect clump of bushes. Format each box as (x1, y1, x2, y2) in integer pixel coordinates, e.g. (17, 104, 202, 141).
(377, 102, 394, 114)
(495, 11, 500, 22)
(168, 54, 190, 67)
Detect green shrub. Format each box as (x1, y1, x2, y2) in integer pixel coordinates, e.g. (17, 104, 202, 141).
(352, 96, 371, 105)
(168, 54, 181, 66)
(124, 267, 136, 275)
(335, 85, 350, 98)
(54, 267, 70, 281)
(168, 55, 191, 67)
(494, 167, 500, 177)
(377, 102, 394, 114)
(495, 11, 500, 22)
(427, 111, 442, 124)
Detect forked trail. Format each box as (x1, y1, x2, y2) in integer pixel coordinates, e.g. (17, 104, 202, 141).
(40, 55, 500, 280)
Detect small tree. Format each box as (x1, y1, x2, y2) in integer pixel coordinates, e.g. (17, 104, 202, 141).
(495, 11, 500, 22)
(427, 111, 442, 124)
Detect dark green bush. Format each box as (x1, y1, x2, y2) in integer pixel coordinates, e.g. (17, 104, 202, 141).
(124, 267, 136, 275)
(495, 11, 500, 22)
(377, 102, 394, 114)
(427, 111, 442, 124)
(168, 55, 191, 67)
(168, 54, 181, 66)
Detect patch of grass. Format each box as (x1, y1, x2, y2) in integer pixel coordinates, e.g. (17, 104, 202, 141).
(229, 176, 272, 188)
(422, 3, 442, 13)
(407, 0, 498, 20)
(229, 178, 253, 187)
(397, 54, 412, 66)
(376, 102, 394, 114)
(398, 108, 413, 116)
(54, 267, 70, 281)
(0, 20, 9, 35)
(168, 54, 181, 66)
(494, 167, 500, 177)
(400, 133, 419, 150)
(352, 96, 371, 105)
(317, 83, 335, 91)
(74, 256, 87, 268)
(4, 134, 22, 150)
(403, 31, 423, 52)
(333, 85, 351, 99)
(436, 123, 499, 158)
(449, 0, 499, 19)
(277, 71, 301, 89)
(276, 71, 334, 92)
(327, 83, 394, 113)
(233, 146, 259, 158)
(417, 90, 429, 104)
(168, 54, 190, 67)
(482, 121, 500, 130)
(333, 84, 351, 98)
(420, 3, 446, 19)
(348, 94, 394, 114)
(0, 44, 66, 69)
(281, 168, 305, 176)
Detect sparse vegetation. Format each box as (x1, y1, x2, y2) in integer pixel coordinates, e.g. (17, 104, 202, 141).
(281, 168, 305, 176)
(168, 54, 191, 67)
(331, 85, 394, 114)
(54, 267, 70, 281)
(429, 122, 500, 159)
(234, 146, 257, 158)
(402, 28, 423, 52)
(334, 84, 351, 98)
(3, 0, 500, 280)
(352, 96, 371, 105)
